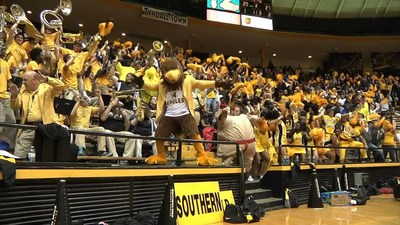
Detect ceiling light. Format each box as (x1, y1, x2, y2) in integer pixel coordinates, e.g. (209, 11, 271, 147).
(164, 40, 168, 44)
(27, 10, 32, 14)
(121, 33, 126, 36)
(238, 50, 242, 54)
(272, 53, 277, 57)
(308, 55, 312, 59)
(78, 23, 83, 27)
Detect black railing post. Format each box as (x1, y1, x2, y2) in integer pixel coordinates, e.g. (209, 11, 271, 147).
(176, 140, 182, 166)
(236, 143, 245, 204)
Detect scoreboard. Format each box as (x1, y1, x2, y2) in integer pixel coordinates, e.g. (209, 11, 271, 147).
(206, 0, 273, 30)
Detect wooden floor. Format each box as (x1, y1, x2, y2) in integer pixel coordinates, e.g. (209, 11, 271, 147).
(210, 195, 400, 225)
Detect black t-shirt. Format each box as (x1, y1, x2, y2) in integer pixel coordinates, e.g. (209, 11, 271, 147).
(99, 117, 125, 132)
(131, 118, 154, 136)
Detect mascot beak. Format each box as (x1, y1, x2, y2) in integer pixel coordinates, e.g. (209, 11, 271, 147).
(164, 69, 181, 84)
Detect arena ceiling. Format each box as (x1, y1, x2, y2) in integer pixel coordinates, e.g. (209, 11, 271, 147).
(273, 0, 400, 18)
(6, 0, 400, 65)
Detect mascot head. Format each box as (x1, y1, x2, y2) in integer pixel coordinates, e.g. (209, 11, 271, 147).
(160, 58, 184, 90)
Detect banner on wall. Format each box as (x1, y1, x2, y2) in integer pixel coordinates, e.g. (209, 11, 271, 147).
(174, 181, 235, 224)
(141, 6, 188, 26)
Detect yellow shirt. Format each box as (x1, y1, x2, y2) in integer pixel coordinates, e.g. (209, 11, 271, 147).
(340, 121, 359, 140)
(70, 105, 100, 128)
(42, 32, 58, 49)
(269, 121, 287, 147)
(83, 76, 93, 92)
(91, 61, 102, 75)
(0, 59, 11, 99)
(95, 74, 111, 86)
(323, 115, 337, 142)
(6, 39, 28, 69)
(383, 131, 396, 146)
(21, 41, 39, 54)
(58, 60, 80, 89)
(287, 132, 305, 155)
(25, 61, 42, 72)
(207, 89, 216, 99)
(254, 128, 271, 153)
(60, 48, 89, 72)
(26, 90, 41, 122)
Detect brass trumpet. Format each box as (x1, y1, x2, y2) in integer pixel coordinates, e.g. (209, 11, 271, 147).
(114, 90, 135, 99)
(60, 31, 84, 43)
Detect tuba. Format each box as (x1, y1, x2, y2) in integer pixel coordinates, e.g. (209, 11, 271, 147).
(0, 6, 14, 55)
(10, 4, 43, 39)
(40, 0, 72, 29)
(0, 6, 15, 32)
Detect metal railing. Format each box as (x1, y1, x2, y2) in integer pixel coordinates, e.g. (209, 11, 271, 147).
(278, 144, 399, 164)
(0, 122, 247, 203)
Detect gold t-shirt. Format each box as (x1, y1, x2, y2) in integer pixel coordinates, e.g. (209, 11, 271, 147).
(6, 39, 28, 69)
(70, 105, 100, 128)
(25, 60, 42, 72)
(0, 59, 11, 99)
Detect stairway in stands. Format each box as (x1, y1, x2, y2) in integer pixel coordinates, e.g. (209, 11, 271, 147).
(245, 179, 283, 212)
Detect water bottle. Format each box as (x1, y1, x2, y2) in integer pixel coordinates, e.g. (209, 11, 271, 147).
(28, 146, 36, 162)
(312, 155, 316, 163)
(282, 155, 290, 165)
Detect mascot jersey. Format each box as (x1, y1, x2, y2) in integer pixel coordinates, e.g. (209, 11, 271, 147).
(165, 88, 190, 117)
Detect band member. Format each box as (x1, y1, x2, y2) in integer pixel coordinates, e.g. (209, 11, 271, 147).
(25, 47, 44, 72)
(99, 97, 136, 157)
(58, 54, 80, 100)
(5, 23, 28, 76)
(0, 52, 16, 149)
(70, 90, 109, 156)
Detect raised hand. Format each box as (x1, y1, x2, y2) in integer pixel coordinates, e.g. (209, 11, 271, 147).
(33, 71, 48, 83)
(95, 89, 101, 97)
(9, 84, 19, 98)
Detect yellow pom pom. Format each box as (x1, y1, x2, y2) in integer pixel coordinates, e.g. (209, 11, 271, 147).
(105, 22, 114, 35)
(276, 74, 283, 81)
(310, 128, 324, 141)
(123, 41, 133, 49)
(98, 22, 106, 36)
(113, 41, 121, 48)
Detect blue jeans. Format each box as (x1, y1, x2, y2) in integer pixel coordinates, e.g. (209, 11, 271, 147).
(382, 145, 397, 162)
(367, 143, 384, 162)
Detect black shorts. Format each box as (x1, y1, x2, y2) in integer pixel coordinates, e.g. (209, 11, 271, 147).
(155, 114, 199, 138)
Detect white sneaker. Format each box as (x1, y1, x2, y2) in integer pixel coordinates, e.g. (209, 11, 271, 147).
(222, 158, 233, 166)
(247, 175, 254, 182)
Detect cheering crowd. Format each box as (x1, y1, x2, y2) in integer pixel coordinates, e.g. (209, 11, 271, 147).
(0, 17, 399, 178)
